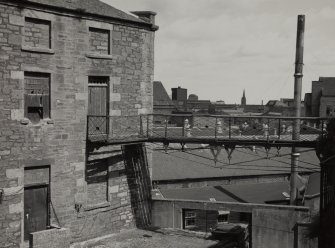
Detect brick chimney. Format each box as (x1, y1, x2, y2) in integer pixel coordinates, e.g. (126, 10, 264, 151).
(131, 11, 157, 25)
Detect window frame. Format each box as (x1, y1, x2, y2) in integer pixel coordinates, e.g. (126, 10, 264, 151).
(24, 72, 51, 123)
(183, 209, 196, 229)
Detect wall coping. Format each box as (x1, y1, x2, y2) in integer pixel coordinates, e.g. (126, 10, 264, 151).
(152, 198, 310, 212)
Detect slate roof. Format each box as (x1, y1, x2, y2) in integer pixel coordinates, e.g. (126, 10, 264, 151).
(153, 81, 175, 107)
(22, 0, 148, 24)
(158, 181, 291, 204)
(152, 144, 320, 181)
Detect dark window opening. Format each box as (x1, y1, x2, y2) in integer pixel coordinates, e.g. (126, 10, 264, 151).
(24, 72, 50, 123)
(218, 212, 229, 224)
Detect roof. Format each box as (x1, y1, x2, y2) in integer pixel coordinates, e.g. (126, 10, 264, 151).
(152, 144, 320, 181)
(22, 0, 148, 24)
(153, 81, 175, 107)
(157, 181, 292, 204)
(305, 172, 320, 197)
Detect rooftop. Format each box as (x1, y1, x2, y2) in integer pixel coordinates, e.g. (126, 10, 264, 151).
(20, 0, 150, 25)
(152, 144, 320, 181)
(156, 181, 293, 204)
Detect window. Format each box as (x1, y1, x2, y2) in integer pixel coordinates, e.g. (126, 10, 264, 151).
(24, 72, 50, 123)
(184, 210, 196, 228)
(88, 76, 109, 135)
(89, 27, 110, 55)
(86, 159, 109, 205)
(24, 17, 51, 49)
(218, 210, 230, 224)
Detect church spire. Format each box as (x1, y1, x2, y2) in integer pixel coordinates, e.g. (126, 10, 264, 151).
(241, 89, 246, 106)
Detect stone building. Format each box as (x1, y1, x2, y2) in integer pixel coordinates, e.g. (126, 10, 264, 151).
(0, 0, 157, 247)
(304, 77, 335, 117)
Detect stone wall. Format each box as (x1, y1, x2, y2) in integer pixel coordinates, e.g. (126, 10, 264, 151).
(152, 199, 316, 248)
(0, 2, 155, 247)
(154, 174, 290, 189)
(24, 17, 51, 49)
(89, 28, 109, 55)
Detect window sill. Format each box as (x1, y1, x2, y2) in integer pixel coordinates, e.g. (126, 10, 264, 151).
(85, 52, 115, 60)
(22, 46, 55, 54)
(84, 201, 110, 211)
(20, 118, 54, 125)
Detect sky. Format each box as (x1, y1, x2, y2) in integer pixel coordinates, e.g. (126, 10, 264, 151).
(103, 0, 335, 104)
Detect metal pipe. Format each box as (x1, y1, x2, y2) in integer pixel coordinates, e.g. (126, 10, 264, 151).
(290, 15, 305, 205)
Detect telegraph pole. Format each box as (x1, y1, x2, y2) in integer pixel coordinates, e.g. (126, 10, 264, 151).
(290, 15, 305, 205)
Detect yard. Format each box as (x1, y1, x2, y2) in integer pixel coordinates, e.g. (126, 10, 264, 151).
(71, 228, 241, 248)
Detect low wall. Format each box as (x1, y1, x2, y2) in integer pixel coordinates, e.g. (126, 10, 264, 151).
(152, 199, 317, 248)
(30, 228, 70, 248)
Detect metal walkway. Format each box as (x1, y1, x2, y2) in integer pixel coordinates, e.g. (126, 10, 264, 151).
(87, 114, 328, 148)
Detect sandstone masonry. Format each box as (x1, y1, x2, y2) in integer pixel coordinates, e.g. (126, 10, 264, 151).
(0, 1, 157, 247)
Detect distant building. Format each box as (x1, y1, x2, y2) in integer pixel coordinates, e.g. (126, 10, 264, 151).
(241, 89, 246, 106)
(188, 94, 199, 101)
(304, 77, 335, 117)
(264, 98, 304, 117)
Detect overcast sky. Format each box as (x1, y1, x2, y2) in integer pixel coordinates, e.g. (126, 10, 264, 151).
(103, 0, 335, 104)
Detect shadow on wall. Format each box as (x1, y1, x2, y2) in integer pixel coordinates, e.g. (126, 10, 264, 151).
(123, 143, 152, 228)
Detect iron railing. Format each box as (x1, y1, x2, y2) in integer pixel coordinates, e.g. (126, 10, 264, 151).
(87, 114, 329, 146)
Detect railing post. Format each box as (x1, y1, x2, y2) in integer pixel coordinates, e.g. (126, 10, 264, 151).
(215, 117, 218, 139)
(146, 115, 149, 138)
(165, 118, 168, 138)
(229, 117, 232, 139)
(86, 115, 89, 141)
(106, 116, 109, 142)
(266, 119, 270, 140)
(182, 117, 185, 137)
(139, 115, 143, 136)
(278, 118, 281, 140)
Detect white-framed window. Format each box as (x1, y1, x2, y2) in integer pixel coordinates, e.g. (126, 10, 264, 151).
(184, 210, 196, 228)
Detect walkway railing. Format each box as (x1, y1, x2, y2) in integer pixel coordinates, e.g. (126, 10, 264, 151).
(87, 114, 328, 147)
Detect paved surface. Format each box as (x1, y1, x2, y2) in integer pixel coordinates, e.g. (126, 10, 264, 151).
(72, 229, 223, 248)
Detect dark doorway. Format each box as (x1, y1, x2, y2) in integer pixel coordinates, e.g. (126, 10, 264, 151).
(24, 185, 49, 240)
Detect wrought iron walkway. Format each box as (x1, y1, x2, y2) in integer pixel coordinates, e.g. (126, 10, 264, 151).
(87, 114, 328, 148)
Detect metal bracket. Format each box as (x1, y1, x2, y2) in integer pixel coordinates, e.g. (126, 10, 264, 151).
(180, 142, 186, 152)
(224, 145, 235, 164)
(163, 142, 169, 154)
(210, 145, 222, 164)
(265, 145, 271, 158)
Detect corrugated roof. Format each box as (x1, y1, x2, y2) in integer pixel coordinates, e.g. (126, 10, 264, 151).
(159, 181, 291, 204)
(152, 145, 319, 181)
(22, 0, 148, 24)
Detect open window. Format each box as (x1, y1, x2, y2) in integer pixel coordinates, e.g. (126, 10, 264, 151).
(24, 72, 50, 123)
(218, 210, 230, 224)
